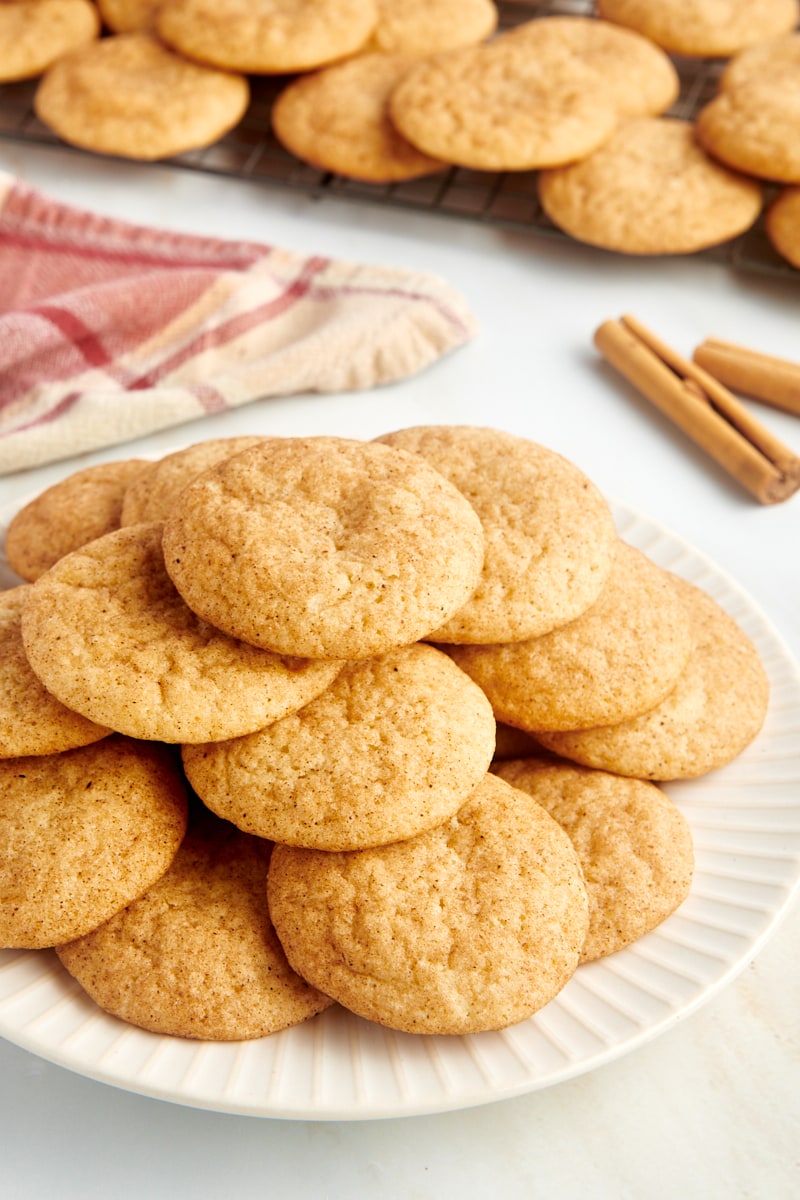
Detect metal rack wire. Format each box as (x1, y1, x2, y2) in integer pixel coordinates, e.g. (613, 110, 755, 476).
(0, 0, 796, 284)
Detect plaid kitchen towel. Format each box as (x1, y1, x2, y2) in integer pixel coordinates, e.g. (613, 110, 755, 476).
(0, 172, 477, 475)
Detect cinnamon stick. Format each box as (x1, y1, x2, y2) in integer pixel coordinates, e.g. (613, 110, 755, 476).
(594, 315, 800, 504)
(693, 337, 800, 417)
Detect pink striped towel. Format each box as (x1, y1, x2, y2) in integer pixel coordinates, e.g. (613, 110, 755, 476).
(0, 172, 477, 476)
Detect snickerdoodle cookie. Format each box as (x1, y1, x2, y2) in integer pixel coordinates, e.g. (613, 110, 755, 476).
(156, 0, 378, 73)
(0, 587, 110, 758)
(695, 77, 800, 184)
(162, 437, 485, 660)
(5, 459, 148, 582)
(20, 523, 342, 743)
(375, 426, 617, 643)
(57, 808, 333, 1040)
(34, 33, 250, 161)
(183, 643, 496, 850)
(388, 35, 620, 171)
(0, 0, 99, 83)
(493, 757, 694, 963)
(534, 577, 770, 780)
(0, 737, 188, 949)
(538, 117, 763, 256)
(596, 0, 799, 57)
(447, 542, 693, 733)
(271, 54, 446, 183)
(267, 772, 589, 1034)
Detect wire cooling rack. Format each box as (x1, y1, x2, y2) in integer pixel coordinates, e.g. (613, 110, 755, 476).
(0, 0, 796, 284)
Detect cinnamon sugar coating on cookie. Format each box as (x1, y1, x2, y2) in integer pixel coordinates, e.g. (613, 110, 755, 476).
(162, 437, 485, 660)
(267, 772, 589, 1034)
(183, 643, 496, 850)
(0, 737, 188, 949)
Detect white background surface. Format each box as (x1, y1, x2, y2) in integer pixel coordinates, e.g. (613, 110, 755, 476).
(0, 139, 798, 1199)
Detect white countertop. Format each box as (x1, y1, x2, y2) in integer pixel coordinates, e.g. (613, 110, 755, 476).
(1, 140, 798, 1200)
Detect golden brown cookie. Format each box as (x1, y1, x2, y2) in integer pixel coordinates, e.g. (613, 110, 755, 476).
(765, 186, 800, 268)
(0, 737, 188, 949)
(271, 54, 447, 183)
(368, 0, 497, 56)
(388, 35, 620, 171)
(156, 0, 378, 74)
(534, 578, 770, 780)
(375, 426, 617, 643)
(267, 772, 589, 1034)
(447, 542, 693, 733)
(5, 459, 148, 582)
(500, 16, 680, 117)
(538, 117, 764, 256)
(119, 437, 267, 526)
(183, 643, 496, 851)
(695, 77, 800, 184)
(57, 808, 333, 1040)
(0, 0, 100, 83)
(719, 32, 800, 91)
(162, 437, 485, 661)
(0, 587, 111, 758)
(20, 523, 342, 743)
(493, 757, 694, 963)
(34, 33, 250, 161)
(596, 0, 800, 57)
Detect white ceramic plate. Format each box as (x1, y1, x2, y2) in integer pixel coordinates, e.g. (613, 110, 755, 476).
(1, 497, 799, 1121)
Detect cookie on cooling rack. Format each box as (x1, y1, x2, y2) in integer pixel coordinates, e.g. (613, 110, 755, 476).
(388, 34, 620, 171)
(0, 0, 99, 83)
(120, 437, 268, 525)
(535, 576, 770, 780)
(57, 808, 334, 1040)
(538, 117, 763, 255)
(183, 642, 496, 851)
(493, 757, 694, 963)
(695, 77, 800, 184)
(162, 437, 485, 660)
(33, 33, 250, 161)
(20, 523, 342, 743)
(271, 54, 447, 184)
(4, 459, 148, 582)
(0, 737, 188, 949)
(267, 771, 589, 1035)
(0, 587, 110, 758)
(156, 0, 378, 73)
(595, 0, 800, 57)
(447, 542, 693, 733)
(375, 426, 617, 643)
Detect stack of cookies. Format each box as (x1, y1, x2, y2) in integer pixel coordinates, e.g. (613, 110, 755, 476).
(0, 427, 770, 1041)
(8, 2, 799, 266)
